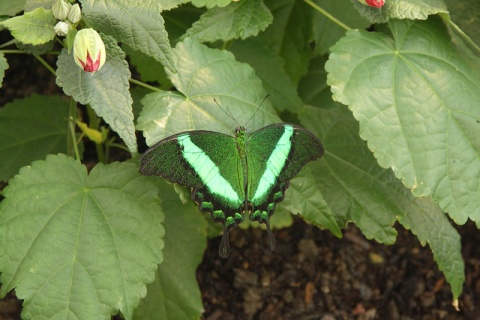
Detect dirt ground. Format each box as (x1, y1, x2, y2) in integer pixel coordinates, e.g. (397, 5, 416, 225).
(1, 38, 479, 320)
(198, 218, 480, 320)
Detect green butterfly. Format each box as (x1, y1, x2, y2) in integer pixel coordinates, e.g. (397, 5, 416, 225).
(140, 123, 324, 258)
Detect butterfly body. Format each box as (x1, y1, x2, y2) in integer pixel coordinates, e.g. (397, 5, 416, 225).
(140, 123, 324, 257)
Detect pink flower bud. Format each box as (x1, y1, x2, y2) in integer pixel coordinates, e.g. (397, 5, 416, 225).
(73, 28, 106, 72)
(358, 0, 385, 8)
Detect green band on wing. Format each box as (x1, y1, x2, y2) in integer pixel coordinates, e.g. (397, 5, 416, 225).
(252, 125, 293, 203)
(178, 134, 242, 205)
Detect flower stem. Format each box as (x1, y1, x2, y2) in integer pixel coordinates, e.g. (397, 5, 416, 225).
(68, 99, 81, 161)
(303, 0, 352, 31)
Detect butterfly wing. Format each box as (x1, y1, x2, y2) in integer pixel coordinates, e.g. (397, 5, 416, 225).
(246, 124, 324, 248)
(140, 130, 245, 257)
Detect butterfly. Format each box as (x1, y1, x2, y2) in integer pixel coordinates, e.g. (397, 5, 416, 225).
(140, 122, 324, 258)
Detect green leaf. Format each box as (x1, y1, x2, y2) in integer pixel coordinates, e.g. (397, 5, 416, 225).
(311, 0, 370, 55)
(134, 180, 206, 319)
(352, 0, 448, 23)
(297, 55, 329, 106)
(0, 7, 55, 45)
(0, 51, 7, 87)
(158, 0, 191, 11)
(15, 39, 54, 55)
(81, 0, 176, 73)
(300, 106, 398, 243)
(299, 104, 464, 298)
(0, 95, 69, 182)
(56, 34, 138, 154)
(445, 0, 480, 45)
(263, 0, 313, 85)
(192, 0, 232, 9)
(0, 154, 164, 319)
(327, 17, 480, 224)
(24, 0, 52, 11)
(184, 0, 272, 42)
(0, 0, 26, 16)
(397, 196, 464, 299)
(137, 37, 280, 146)
(123, 45, 171, 86)
(163, 4, 204, 43)
(230, 36, 302, 112)
(282, 166, 342, 237)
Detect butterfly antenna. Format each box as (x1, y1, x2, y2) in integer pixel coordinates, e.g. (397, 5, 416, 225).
(213, 98, 241, 127)
(245, 95, 270, 127)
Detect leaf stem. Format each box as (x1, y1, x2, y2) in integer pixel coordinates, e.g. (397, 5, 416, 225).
(0, 39, 16, 49)
(447, 20, 480, 55)
(129, 78, 164, 92)
(303, 0, 352, 31)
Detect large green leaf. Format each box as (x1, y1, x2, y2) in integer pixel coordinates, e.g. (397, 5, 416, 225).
(0, 0, 26, 16)
(0, 95, 69, 182)
(326, 17, 480, 224)
(230, 36, 302, 112)
(0, 7, 55, 45)
(134, 180, 207, 319)
(56, 34, 137, 154)
(281, 166, 342, 237)
(184, 0, 272, 42)
(299, 104, 464, 298)
(137, 37, 280, 146)
(0, 154, 164, 319)
(123, 45, 171, 87)
(263, 0, 313, 85)
(80, 0, 176, 73)
(297, 55, 329, 106)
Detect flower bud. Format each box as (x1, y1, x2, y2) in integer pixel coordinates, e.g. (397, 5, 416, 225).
(52, 0, 71, 20)
(73, 28, 106, 73)
(67, 4, 82, 24)
(54, 21, 70, 36)
(358, 0, 385, 8)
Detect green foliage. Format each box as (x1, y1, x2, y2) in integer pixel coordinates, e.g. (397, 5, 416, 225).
(0, 0, 26, 16)
(0, 7, 55, 45)
(184, 0, 273, 42)
(133, 180, 207, 319)
(0, 155, 164, 319)
(0, 0, 479, 318)
(137, 37, 280, 146)
(80, 0, 176, 73)
(56, 34, 137, 154)
(326, 17, 480, 224)
(0, 95, 69, 182)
